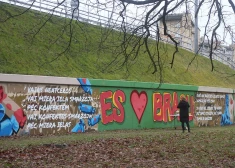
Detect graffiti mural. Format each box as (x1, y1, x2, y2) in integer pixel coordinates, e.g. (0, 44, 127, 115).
(0, 86, 27, 136)
(98, 87, 196, 131)
(0, 78, 101, 136)
(0, 74, 234, 136)
(194, 92, 234, 127)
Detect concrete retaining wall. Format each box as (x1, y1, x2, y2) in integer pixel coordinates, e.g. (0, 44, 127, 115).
(0, 74, 233, 136)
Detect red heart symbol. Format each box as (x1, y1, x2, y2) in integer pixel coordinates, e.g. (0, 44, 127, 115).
(130, 90, 148, 123)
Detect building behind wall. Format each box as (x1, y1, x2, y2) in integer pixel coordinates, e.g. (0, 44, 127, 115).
(158, 13, 200, 51)
(158, 13, 235, 69)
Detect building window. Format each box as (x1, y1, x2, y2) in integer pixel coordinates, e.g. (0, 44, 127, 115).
(175, 33, 181, 38)
(174, 23, 180, 28)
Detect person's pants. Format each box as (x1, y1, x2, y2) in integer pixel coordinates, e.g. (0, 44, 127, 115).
(181, 121, 190, 132)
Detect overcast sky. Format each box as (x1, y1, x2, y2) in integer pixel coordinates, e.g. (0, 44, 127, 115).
(197, 0, 235, 45)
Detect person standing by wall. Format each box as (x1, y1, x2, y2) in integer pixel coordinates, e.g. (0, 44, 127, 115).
(177, 95, 190, 133)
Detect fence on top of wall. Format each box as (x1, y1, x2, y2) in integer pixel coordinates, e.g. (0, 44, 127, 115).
(0, 73, 234, 136)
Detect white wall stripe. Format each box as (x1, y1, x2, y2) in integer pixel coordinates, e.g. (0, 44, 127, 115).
(0, 73, 81, 85)
(0, 73, 234, 94)
(198, 86, 234, 93)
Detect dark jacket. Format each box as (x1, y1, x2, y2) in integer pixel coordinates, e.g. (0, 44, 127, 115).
(177, 100, 190, 122)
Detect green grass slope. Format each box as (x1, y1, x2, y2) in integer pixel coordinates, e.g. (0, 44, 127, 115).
(0, 2, 235, 88)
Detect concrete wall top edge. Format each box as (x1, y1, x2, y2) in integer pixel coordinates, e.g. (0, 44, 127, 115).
(0, 73, 80, 85)
(0, 74, 233, 94)
(198, 86, 234, 93)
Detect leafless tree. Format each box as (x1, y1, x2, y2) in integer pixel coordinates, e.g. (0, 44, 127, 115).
(0, 0, 235, 81)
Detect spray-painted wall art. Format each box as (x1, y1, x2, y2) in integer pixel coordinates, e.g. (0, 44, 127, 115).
(90, 80, 198, 131)
(98, 88, 196, 131)
(194, 92, 234, 127)
(0, 78, 101, 136)
(0, 74, 234, 136)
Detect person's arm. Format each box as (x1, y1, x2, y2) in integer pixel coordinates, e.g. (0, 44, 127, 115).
(177, 101, 182, 108)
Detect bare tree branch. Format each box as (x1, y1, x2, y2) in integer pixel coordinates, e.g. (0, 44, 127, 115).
(119, 0, 159, 5)
(228, 0, 235, 13)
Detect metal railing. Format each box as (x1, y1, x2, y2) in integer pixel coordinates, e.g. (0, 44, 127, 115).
(1, 0, 234, 69)
(199, 49, 235, 69)
(1, 0, 193, 48)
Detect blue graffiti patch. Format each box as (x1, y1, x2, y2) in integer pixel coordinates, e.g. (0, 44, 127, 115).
(71, 78, 100, 133)
(221, 94, 233, 126)
(11, 115, 20, 132)
(0, 104, 5, 121)
(0, 118, 13, 136)
(0, 104, 20, 136)
(88, 114, 101, 127)
(0, 114, 19, 136)
(71, 119, 85, 133)
(78, 102, 95, 115)
(77, 78, 92, 95)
